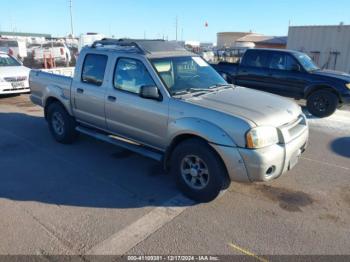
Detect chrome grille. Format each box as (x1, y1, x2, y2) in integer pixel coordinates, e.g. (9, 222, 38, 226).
(278, 115, 308, 144)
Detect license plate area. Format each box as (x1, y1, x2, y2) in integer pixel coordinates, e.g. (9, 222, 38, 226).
(288, 147, 303, 170)
(11, 81, 25, 89)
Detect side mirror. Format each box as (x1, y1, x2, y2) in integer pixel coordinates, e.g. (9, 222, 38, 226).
(221, 72, 228, 81)
(291, 64, 301, 72)
(140, 85, 161, 101)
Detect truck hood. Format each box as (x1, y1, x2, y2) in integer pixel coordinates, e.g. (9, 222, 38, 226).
(312, 69, 350, 82)
(0, 66, 30, 78)
(186, 86, 302, 127)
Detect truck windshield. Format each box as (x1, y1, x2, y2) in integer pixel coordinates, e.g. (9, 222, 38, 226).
(295, 53, 319, 72)
(0, 54, 21, 67)
(0, 40, 18, 48)
(150, 56, 227, 95)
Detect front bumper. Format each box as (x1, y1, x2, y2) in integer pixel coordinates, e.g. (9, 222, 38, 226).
(340, 92, 350, 104)
(212, 125, 309, 182)
(0, 82, 30, 95)
(239, 127, 308, 181)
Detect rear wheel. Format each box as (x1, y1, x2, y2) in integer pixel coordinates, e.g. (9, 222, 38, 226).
(170, 138, 229, 202)
(306, 90, 338, 118)
(47, 102, 78, 144)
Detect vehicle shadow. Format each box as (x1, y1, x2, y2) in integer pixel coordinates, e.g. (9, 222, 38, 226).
(0, 94, 21, 99)
(0, 112, 196, 209)
(330, 137, 350, 158)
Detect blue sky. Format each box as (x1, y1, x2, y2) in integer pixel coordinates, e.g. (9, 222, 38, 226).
(1, 0, 350, 42)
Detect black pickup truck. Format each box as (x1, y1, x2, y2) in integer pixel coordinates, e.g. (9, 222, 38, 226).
(211, 48, 350, 117)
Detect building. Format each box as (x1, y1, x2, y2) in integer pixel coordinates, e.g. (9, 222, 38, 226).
(217, 32, 251, 49)
(235, 34, 287, 49)
(217, 32, 287, 49)
(287, 24, 350, 73)
(0, 31, 51, 44)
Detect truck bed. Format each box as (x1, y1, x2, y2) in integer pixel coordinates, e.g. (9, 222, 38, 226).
(29, 70, 73, 107)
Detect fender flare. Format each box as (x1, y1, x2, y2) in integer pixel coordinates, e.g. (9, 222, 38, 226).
(304, 83, 339, 99)
(167, 117, 237, 147)
(163, 117, 237, 170)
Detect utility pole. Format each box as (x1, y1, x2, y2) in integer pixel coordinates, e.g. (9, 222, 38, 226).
(175, 16, 178, 41)
(69, 0, 74, 37)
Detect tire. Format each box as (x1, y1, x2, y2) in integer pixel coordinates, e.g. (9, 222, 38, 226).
(47, 102, 78, 144)
(306, 90, 338, 118)
(170, 138, 230, 202)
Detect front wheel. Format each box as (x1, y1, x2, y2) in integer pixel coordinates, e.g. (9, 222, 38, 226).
(47, 102, 78, 144)
(170, 138, 229, 202)
(306, 90, 338, 118)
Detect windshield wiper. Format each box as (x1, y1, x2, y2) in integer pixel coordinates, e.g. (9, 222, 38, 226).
(172, 84, 232, 97)
(172, 90, 191, 96)
(208, 84, 233, 90)
(187, 88, 216, 93)
(309, 68, 320, 72)
(172, 88, 214, 96)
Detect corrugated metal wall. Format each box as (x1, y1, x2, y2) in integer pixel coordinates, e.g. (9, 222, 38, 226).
(287, 25, 350, 73)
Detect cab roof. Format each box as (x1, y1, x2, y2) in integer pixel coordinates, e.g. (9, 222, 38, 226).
(90, 38, 195, 58)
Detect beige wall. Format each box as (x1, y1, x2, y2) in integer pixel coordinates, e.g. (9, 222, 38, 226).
(217, 32, 250, 49)
(287, 25, 350, 73)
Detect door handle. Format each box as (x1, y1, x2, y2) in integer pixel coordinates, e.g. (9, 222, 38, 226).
(107, 95, 117, 102)
(77, 88, 84, 94)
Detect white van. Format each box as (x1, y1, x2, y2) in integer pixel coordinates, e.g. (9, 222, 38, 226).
(78, 33, 104, 52)
(0, 39, 27, 60)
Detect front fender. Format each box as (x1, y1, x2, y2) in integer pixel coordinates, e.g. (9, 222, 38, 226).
(168, 117, 236, 147)
(304, 83, 337, 98)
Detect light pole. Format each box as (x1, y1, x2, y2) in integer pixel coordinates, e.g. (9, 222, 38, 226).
(69, 0, 74, 37)
(175, 16, 178, 41)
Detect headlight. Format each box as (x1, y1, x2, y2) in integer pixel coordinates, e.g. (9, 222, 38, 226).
(346, 83, 350, 90)
(246, 126, 279, 149)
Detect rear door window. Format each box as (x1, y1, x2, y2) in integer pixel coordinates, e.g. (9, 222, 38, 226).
(242, 51, 270, 68)
(81, 54, 108, 86)
(269, 53, 300, 71)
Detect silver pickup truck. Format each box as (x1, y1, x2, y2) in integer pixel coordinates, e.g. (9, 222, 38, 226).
(29, 39, 309, 202)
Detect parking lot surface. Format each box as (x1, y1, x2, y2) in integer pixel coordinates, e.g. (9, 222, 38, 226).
(0, 94, 349, 256)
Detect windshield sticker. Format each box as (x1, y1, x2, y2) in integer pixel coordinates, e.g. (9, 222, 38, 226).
(192, 57, 209, 67)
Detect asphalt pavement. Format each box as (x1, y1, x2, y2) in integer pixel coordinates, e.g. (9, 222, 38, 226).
(0, 94, 349, 258)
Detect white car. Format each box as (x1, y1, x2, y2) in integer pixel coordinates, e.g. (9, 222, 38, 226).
(0, 52, 30, 95)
